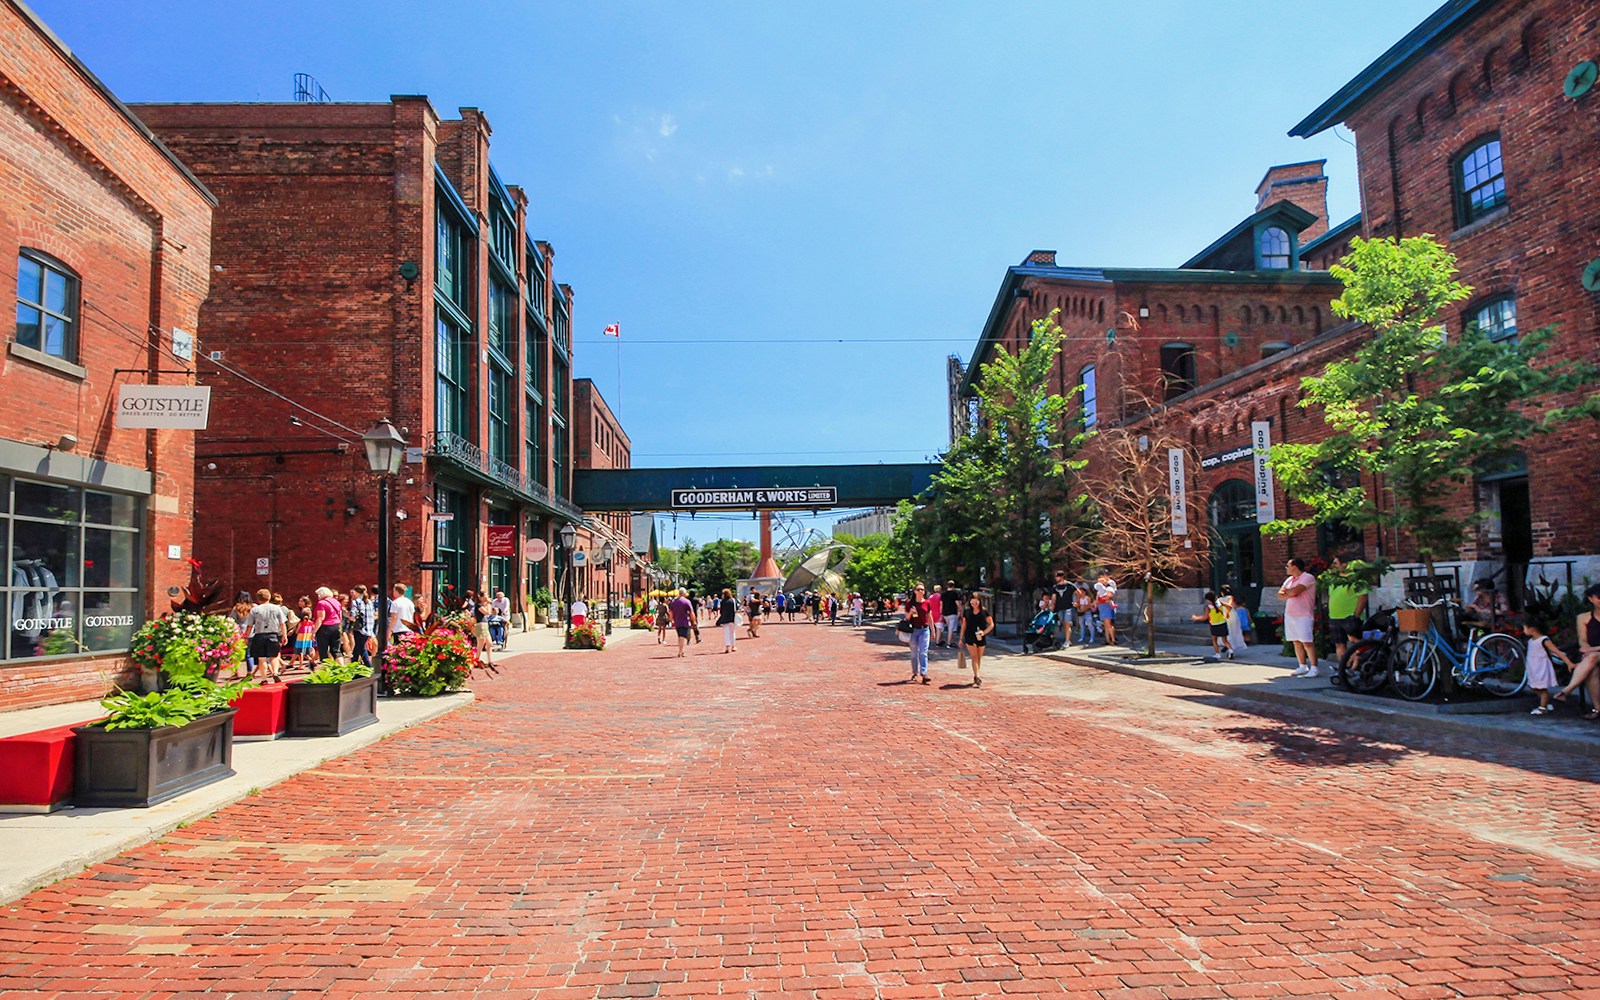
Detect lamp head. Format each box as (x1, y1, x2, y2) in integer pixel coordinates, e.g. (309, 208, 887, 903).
(361, 418, 407, 475)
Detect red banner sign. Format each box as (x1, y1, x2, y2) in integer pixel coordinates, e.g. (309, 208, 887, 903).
(485, 525, 517, 557)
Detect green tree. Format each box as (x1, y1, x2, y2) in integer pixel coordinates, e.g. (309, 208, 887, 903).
(837, 531, 914, 601)
(690, 538, 758, 596)
(911, 310, 1086, 606)
(1266, 235, 1599, 573)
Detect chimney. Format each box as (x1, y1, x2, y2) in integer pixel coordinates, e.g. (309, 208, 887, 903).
(1024, 249, 1057, 266)
(1255, 160, 1328, 242)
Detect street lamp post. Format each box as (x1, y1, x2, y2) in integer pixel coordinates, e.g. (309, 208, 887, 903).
(599, 540, 616, 635)
(362, 419, 407, 690)
(558, 522, 578, 639)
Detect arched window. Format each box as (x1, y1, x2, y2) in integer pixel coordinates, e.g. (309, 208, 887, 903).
(1454, 135, 1506, 225)
(1471, 295, 1518, 343)
(1079, 365, 1097, 429)
(1258, 227, 1291, 269)
(15, 250, 79, 362)
(1159, 343, 1197, 400)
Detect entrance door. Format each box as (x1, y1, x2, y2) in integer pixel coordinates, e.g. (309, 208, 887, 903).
(1499, 476, 1533, 609)
(1208, 479, 1264, 613)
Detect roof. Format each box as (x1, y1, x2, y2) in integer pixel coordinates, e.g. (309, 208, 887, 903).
(1299, 213, 1363, 259)
(13, 0, 216, 206)
(1180, 200, 1318, 271)
(630, 513, 656, 556)
(956, 251, 1339, 398)
(1290, 0, 1497, 137)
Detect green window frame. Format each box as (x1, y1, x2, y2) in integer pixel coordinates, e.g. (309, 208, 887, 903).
(435, 311, 469, 438)
(488, 280, 515, 360)
(488, 365, 511, 466)
(526, 393, 547, 486)
(435, 207, 471, 313)
(1257, 227, 1291, 269)
(1471, 295, 1518, 344)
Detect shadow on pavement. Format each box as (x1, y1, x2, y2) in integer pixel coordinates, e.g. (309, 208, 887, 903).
(1216, 722, 1414, 768)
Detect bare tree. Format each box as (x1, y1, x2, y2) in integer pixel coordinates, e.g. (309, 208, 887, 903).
(1078, 395, 1205, 658)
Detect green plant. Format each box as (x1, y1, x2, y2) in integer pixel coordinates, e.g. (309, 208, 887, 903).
(43, 627, 82, 656)
(1522, 577, 1588, 641)
(533, 587, 553, 607)
(381, 630, 473, 696)
(565, 622, 607, 650)
(302, 659, 374, 685)
(129, 612, 244, 680)
(95, 676, 250, 731)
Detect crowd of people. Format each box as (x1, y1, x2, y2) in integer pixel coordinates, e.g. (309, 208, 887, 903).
(227, 583, 512, 682)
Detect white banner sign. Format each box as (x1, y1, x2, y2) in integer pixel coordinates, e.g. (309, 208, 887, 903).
(114, 385, 211, 429)
(1167, 448, 1188, 536)
(1251, 420, 1276, 524)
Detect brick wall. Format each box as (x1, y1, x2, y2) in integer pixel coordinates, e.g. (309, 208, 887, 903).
(0, 2, 213, 709)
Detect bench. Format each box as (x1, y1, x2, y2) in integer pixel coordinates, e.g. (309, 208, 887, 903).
(230, 683, 288, 740)
(0, 722, 93, 813)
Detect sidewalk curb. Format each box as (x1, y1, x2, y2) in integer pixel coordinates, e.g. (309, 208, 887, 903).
(1047, 650, 1600, 759)
(0, 691, 475, 906)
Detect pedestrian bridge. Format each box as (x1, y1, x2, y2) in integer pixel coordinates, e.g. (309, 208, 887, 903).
(572, 463, 940, 512)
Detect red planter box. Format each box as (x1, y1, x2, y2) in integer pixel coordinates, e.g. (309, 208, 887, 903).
(0, 722, 93, 812)
(230, 684, 288, 740)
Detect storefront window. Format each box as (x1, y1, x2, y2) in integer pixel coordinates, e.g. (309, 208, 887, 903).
(4, 476, 142, 661)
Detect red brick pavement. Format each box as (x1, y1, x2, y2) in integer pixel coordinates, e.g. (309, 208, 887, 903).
(4, 622, 1600, 998)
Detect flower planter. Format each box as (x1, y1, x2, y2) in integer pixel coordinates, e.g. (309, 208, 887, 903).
(285, 674, 379, 737)
(72, 709, 237, 808)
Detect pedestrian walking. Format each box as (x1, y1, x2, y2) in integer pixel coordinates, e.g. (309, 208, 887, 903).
(312, 586, 343, 664)
(962, 591, 994, 687)
(1073, 583, 1096, 644)
(668, 587, 696, 658)
(473, 592, 494, 669)
(940, 581, 962, 649)
(1522, 616, 1575, 716)
(746, 589, 764, 638)
(1192, 590, 1235, 659)
(570, 596, 588, 629)
(654, 597, 671, 644)
(1050, 570, 1072, 648)
(850, 592, 864, 627)
(717, 588, 738, 652)
(1279, 558, 1318, 677)
(904, 584, 932, 684)
(292, 595, 317, 669)
(244, 587, 288, 682)
(1219, 584, 1248, 654)
(350, 585, 375, 667)
(1094, 571, 1119, 645)
(490, 589, 510, 648)
(388, 583, 416, 640)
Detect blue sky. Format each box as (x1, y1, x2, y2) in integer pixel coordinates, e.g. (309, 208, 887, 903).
(33, 0, 1430, 546)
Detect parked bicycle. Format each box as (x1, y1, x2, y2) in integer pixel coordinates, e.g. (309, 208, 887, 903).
(1387, 598, 1525, 700)
(1336, 608, 1399, 695)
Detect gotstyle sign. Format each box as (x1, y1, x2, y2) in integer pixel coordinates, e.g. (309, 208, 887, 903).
(671, 487, 838, 510)
(114, 385, 211, 429)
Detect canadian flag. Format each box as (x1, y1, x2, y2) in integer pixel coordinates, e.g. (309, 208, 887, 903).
(602, 323, 620, 338)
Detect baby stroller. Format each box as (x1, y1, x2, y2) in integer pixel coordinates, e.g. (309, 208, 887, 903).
(1022, 609, 1061, 653)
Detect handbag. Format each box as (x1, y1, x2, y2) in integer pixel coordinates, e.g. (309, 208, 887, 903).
(895, 619, 915, 633)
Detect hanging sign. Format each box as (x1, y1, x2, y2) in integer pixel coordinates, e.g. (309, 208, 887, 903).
(1251, 420, 1276, 524)
(671, 487, 837, 509)
(486, 525, 516, 557)
(1167, 448, 1189, 536)
(1199, 443, 1254, 470)
(572, 550, 588, 567)
(114, 385, 211, 429)
(523, 538, 548, 562)
(430, 512, 454, 522)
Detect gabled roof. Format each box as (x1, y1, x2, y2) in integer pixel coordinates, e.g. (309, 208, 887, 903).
(1180, 200, 1318, 271)
(1290, 0, 1497, 137)
(631, 513, 657, 557)
(1299, 213, 1362, 260)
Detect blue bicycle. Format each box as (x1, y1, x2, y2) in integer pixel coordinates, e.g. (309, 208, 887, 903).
(1389, 598, 1525, 700)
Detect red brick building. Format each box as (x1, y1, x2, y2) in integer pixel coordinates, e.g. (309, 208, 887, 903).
(1292, 0, 1600, 602)
(133, 98, 584, 618)
(0, 1, 215, 708)
(572, 378, 631, 612)
(962, 0, 1600, 624)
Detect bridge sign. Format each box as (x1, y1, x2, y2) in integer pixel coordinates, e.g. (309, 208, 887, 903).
(671, 487, 838, 510)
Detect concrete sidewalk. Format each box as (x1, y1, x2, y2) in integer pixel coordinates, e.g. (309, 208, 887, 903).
(1040, 636, 1600, 757)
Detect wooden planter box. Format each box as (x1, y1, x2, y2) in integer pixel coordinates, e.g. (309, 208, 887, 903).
(72, 710, 237, 808)
(285, 674, 379, 737)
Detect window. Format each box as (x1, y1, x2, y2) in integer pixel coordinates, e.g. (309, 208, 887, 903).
(1454, 136, 1506, 226)
(1159, 343, 1197, 400)
(552, 355, 569, 421)
(525, 310, 546, 393)
(488, 367, 511, 466)
(526, 393, 546, 485)
(1258, 227, 1291, 269)
(433, 485, 469, 600)
(490, 208, 517, 271)
(3, 475, 143, 660)
(16, 251, 78, 361)
(526, 248, 548, 317)
(552, 416, 569, 498)
(435, 312, 469, 438)
(435, 208, 471, 311)
(488, 281, 514, 359)
(1471, 295, 1518, 343)
(553, 295, 570, 355)
(1079, 365, 1097, 429)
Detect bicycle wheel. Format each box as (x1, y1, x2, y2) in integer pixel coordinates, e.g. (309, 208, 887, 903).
(1389, 635, 1438, 701)
(1470, 632, 1527, 697)
(1340, 639, 1393, 694)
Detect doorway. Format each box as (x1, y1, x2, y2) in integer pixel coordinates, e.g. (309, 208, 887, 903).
(1208, 479, 1264, 613)
(1498, 476, 1533, 609)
